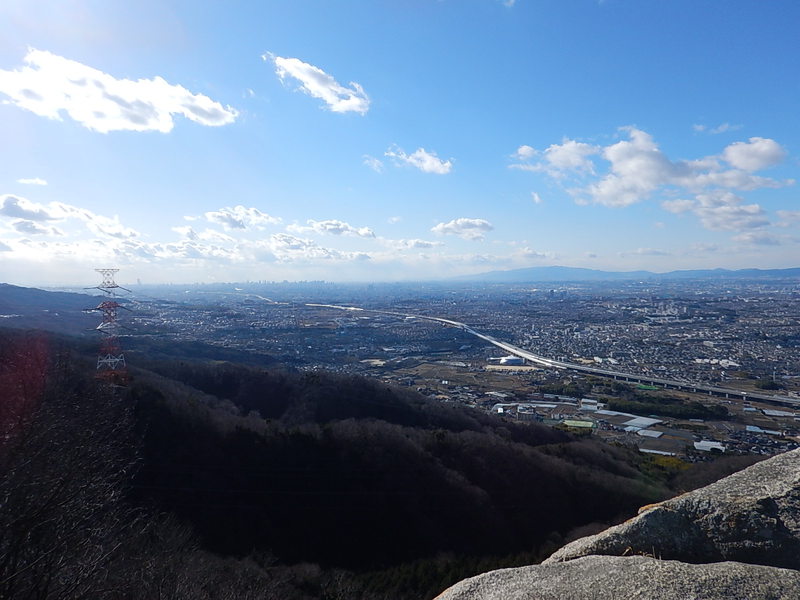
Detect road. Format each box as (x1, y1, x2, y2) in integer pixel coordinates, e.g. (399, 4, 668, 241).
(308, 303, 800, 409)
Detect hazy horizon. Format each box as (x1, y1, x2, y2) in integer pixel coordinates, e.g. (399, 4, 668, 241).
(1, 1, 798, 286)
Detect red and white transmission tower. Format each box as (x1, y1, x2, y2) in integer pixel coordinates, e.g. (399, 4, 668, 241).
(86, 268, 130, 383)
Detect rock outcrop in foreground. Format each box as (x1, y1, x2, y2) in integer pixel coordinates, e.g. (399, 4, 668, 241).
(437, 447, 800, 600)
(437, 555, 800, 600)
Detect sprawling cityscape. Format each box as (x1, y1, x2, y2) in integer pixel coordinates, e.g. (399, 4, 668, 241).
(95, 277, 800, 459)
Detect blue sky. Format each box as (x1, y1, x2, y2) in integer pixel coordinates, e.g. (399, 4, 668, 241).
(0, 0, 798, 285)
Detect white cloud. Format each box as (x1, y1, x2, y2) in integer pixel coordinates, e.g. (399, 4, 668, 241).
(586, 128, 680, 206)
(530, 191, 543, 204)
(694, 122, 742, 135)
(287, 219, 375, 238)
(518, 128, 789, 209)
(159, 239, 238, 260)
(776, 210, 800, 228)
(689, 242, 719, 254)
(172, 225, 233, 243)
(661, 199, 696, 214)
(517, 128, 793, 239)
(515, 145, 537, 160)
(0, 194, 57, 221)
(17, 178, 47, 186)
(544, 139, 599, 174)
(0, 194, 139, 239)
(512, 138, 599, 177)
(663, 191, 769, 232)
(266, 53, 369, 115)
(198, 205, 282, 230)
(362, 155, 384, 173)
(431, 217, 494, 241)
(710, 123, 741, 135)
(387, 216, 402, 224)
(384, 238, 444, 250)
(385, 146, 453, 174)
(631, 247, 670, 256)
(732, 231, 781, 246)
(12, 219, 62, 236)
(51, 202, 140, 238)
(267, 233, 370, 262)
(514, 246, 554, 260)
(0, 240, 11, 252)
(172, 225, 198, 240)
(0, 49, 238, 133)
(722, 137, 787, 171)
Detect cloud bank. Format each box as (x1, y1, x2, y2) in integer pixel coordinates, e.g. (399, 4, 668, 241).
(512, 128, 792, 236)
(0, 49, 238, 133)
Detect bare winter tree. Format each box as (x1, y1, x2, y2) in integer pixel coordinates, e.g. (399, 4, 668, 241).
(0, 332, 142, 599)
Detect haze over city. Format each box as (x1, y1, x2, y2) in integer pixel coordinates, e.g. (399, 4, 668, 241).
(1, 0, 798, 286)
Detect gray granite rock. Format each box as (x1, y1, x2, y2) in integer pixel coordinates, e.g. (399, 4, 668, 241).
(544, 447, 800, 569)
(435, 555, 800, 600)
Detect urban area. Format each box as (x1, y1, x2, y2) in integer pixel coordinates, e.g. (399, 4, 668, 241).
(110, 278, 800, 461)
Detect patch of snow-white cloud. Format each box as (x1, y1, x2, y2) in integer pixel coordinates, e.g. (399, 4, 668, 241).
(0, 194, 57, 221)
(431, 217, 494, 241)
(12, 219, 62, 236)
(722, 137, 787, 171)
(515, 128, 789, 208)
(514, 246, 554, 260)
(16, 178, 47, 186)
(663, 191, 769, 232)
(694, 122, 742, 135)
(385, 146, 453, 174)
(198, 205, 282, 230)
(287, 219, 375, 238)
(515, 145, 537, 160)
(0, 194, 139, 239)
(530, 192, 543, 204)
(267, 233, 370, 262)
(514, 127, 793, 238)
(512, 139, 599, 177)
(172, 225, 234, 243)
(50, 202, 140, 238)
(0, 49, 238, 133)
(266, 53, 370, 115)
(382, 238, 444, 250)
(363, 155, 384, 173)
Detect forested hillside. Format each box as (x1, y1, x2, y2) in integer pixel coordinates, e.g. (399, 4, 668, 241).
(0, 328, 759, 599)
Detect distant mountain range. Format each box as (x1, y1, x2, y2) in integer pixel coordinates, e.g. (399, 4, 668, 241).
(456, 266, 800, 283)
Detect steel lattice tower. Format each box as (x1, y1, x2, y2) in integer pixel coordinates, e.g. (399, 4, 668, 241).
(86, 268, 130, 383)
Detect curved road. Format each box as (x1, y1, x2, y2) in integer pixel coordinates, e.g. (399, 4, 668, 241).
(308, 303, 800, 409)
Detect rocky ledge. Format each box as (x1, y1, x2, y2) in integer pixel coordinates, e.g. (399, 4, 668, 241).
(437, 447, 800, 599)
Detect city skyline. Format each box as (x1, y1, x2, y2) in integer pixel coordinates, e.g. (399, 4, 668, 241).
(1, 0, 798, 286)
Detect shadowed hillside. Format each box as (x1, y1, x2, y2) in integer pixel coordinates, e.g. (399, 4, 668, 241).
(0, 328, 760, 599)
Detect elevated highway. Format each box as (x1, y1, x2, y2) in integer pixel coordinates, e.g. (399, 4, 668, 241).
(309, 304, 800, 409)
